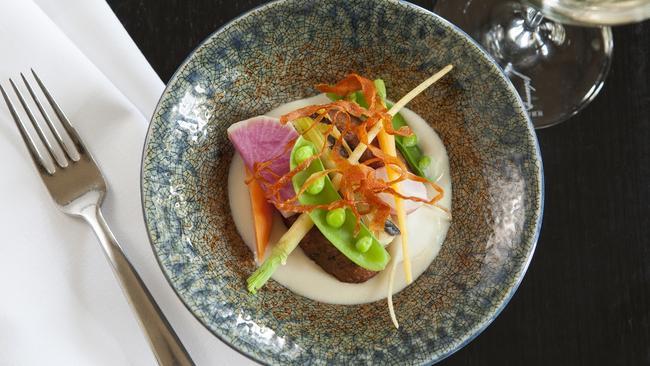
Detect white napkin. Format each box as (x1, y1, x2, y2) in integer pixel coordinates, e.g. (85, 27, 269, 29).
(0, 1, 253, 365)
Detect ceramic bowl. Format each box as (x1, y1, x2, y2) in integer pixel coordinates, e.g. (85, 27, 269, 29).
(141, 0, 544, 364)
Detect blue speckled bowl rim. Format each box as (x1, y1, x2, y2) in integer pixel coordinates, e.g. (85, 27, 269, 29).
(140, 1, 545, 364)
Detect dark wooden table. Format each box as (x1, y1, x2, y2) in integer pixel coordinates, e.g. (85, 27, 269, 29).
(107, 1, 650, 364)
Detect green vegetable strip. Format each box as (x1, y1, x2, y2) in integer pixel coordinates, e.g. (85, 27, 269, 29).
(247, 213, 313, 294)
(289, 137, 390, 271)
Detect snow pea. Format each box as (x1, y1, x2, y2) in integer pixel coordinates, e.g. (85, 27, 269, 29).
(387, 100, 429, 178)
(290, 137, 390, 271)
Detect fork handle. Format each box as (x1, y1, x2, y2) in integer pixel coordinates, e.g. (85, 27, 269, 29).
(81, 204, 194, 366)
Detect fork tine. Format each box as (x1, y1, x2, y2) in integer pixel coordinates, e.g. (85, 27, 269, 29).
(21, 73, 78, 162)
(31, 69, 85, 154)
(1, 84, 55, 175)
(9, 78, 68, 168)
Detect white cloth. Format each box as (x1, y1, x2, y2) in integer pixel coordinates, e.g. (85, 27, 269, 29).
(0, 1, 253, 365)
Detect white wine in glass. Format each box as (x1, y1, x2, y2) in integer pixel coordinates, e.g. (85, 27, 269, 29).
(526, 0, 650, 25)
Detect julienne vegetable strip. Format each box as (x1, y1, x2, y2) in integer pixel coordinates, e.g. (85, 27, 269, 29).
(377, 125, 413, 284)
(326, 81, 421, 284)
(382, 65, 454, 328)
(246, 66, 453, 297)
(245, 168, 273, 261)
(341, 79, 417, 283)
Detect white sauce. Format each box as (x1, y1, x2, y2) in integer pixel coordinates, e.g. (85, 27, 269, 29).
(227, 94, 452, 304)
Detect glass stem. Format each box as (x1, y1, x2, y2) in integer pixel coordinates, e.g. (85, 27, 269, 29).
(524, 7, 545, 29)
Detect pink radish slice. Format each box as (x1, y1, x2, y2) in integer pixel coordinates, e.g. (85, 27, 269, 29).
(227, 116, 298, 217)
(375, 166, 428, 215)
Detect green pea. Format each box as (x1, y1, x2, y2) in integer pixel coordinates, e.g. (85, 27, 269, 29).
(325, 207, 346, 228)
(294, 145, 314, 165)
(418, 156, 431, 171)
(403, 133, 418, 147)
(355, 236, 373, 253)
(306, 175, 325, 195)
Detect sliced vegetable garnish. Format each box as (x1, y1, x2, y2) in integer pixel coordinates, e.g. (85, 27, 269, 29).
(375, 166, 427, 215)
(377, 128, 413, 284)
(290, 137, 390, 272)
(337, 80, 416, 279)
(245, 168, 273, 261)
(227, 116, 298, 216)
(292, 117, 326, 154)
(246, 66, 454, 302)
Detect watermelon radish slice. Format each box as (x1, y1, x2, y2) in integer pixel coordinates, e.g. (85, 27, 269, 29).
(227, 116, 298, 216)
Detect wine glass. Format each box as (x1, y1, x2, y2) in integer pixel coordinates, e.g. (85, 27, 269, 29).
(528, 0, 650, 25)
(434, 0, 650, 128)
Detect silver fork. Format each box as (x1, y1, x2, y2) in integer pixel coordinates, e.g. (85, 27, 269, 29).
(1, 70, 194, 366)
